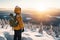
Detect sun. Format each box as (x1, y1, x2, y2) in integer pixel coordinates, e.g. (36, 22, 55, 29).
(38, 6, 47, 11)
(35, 3, 48, 11)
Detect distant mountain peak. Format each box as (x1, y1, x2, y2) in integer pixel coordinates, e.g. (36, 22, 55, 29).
(0, 8, 13, 11)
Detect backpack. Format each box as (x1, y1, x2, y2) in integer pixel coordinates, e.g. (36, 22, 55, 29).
(9, 16, 19, 27)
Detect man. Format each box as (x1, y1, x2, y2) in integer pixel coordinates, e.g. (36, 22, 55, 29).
(13, 6, 24, 40)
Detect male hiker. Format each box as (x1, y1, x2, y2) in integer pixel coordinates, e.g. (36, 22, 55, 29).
(9, 6, 24, 40)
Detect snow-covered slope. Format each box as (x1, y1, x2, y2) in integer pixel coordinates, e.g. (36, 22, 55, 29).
(22, 30, 55, 40)
(0, 25, 59, 40)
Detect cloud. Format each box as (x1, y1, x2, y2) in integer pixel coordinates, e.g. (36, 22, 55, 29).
(0, 0, 60, 9)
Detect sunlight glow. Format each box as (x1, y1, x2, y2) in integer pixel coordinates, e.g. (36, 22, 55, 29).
(35, 3, 48, 11)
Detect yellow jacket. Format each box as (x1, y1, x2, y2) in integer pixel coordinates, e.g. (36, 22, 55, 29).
(13, 16, 24, 30)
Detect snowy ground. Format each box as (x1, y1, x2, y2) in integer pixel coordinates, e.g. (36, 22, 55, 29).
(0, 25, 60, 40)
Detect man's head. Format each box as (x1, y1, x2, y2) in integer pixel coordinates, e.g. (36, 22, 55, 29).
(14, 6, 21, 15)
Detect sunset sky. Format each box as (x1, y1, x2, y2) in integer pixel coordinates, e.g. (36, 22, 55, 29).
(0, 0, 60, 11)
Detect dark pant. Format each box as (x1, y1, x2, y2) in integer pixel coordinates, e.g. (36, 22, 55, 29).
(14, 30, 22, 40)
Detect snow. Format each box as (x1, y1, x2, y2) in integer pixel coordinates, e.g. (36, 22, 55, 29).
(22, 30, 55, 40)
(0, 25, 60, 40)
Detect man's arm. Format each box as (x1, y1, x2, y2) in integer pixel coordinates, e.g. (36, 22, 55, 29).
(20, 16, 24, 29)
